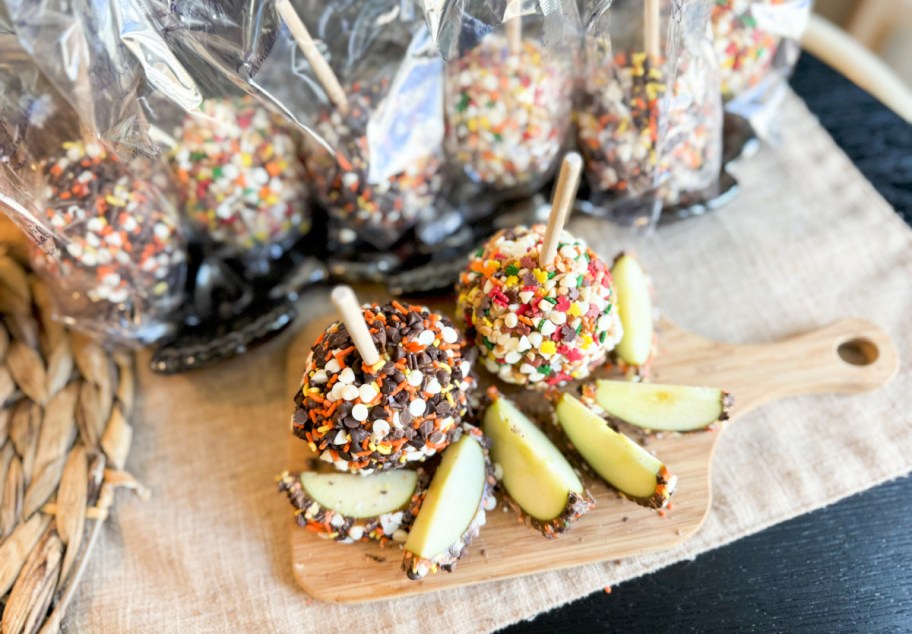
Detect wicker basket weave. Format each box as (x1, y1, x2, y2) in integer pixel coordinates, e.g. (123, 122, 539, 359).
(0, 220, 146, 634)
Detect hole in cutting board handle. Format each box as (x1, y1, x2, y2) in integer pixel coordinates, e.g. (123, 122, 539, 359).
(837, 338, 879, 366)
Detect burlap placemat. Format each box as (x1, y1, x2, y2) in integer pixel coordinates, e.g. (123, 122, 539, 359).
(66, 91, 911, 632)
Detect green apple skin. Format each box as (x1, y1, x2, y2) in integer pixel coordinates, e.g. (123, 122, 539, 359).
(556, 394, 676, 509)
(595, 380, 733, 432)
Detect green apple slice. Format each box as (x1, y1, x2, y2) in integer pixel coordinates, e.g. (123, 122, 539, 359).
(483, 392, 594, 536)
(403, 434, 491, 580)
(556, 394, 676, 508)
(299, 470, 417, 518)
(278, 469, 425, 543)
(594, 380, 733, 432)
(611, 253, 654, 367)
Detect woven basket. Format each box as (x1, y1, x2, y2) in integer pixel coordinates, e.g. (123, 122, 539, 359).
(0, 221, 146, 634)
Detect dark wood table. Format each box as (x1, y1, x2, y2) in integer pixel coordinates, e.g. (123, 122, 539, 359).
(499, 53, 912, 633)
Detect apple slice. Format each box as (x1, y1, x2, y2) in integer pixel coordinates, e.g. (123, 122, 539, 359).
(594, 380, 733, 432)
(402, 432, 493, 580)
(556, 394, 676, 509)
(611, 253, 655, 368)
(483, 390, 594, 537)
(278, 469, 427, 544)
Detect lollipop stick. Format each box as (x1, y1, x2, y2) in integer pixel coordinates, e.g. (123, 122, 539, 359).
(275, 0, 350, 114)
(540, 153, 583, 267)
(644, 0, 661, 60)
(506, 18, 522, 55)
(331, 286, 380, 366)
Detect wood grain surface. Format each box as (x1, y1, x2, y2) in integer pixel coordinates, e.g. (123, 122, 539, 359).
(284, 303, 897, 604)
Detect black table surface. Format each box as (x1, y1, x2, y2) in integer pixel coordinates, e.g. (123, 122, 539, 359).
(499, 54, 912, 634)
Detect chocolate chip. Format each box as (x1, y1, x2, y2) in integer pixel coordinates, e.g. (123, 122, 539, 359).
(342, 416, 360, 429)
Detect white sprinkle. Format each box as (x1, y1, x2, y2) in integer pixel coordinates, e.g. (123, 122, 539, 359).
(352, 403, 369, 422)
(425, 378, 441, 394)
(333, 429, 348, 445)
(348, 526, 364, 541)
(358, 384, 378, 403)
(416, 330, 436, 347)
(338, 367, 355, 385)
(407, 371, 424, 387)
(441, 326, 458, 344)
(504, 313, 518, 328)
(342, 385, 359, 401)
(504, 351, 522, 364)
(325, 358, 341, 374)
(541, 320, 557, 337)
(529, 332, 543, 347)
(518, 335, 532, 352)
(311, 370, 328, 385)
(372, 420, 390, 437)
(409, 399, 427, 417)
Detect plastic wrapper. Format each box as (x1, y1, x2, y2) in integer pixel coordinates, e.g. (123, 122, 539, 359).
(711, 0, 813, 141)
(4, 0, 201, 158)
(660, 0, 723, 207)
(0, 37, 188, 344)
(576, 0, 678, 225)
(424, 0, 581, 217)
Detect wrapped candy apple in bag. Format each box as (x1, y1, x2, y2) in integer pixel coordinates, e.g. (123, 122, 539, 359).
(273, 0, 445, 248)
(660, 0, 724, 210)
(0, 41, 188, 344)
(576, 0, 674, 226)
(712, 0, 812, 141)
(423, 0, 581, 217)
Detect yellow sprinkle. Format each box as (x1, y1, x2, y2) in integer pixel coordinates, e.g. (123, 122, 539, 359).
(534, 270, 549, 284)
(505, 275, 519, 287)
(568, 303, 583, 317)
(541, 341, 556, 355)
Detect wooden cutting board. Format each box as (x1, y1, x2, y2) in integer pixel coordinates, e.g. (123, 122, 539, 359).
(284, 300, 898, 604)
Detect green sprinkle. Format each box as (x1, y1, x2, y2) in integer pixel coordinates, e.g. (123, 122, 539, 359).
(544, 296, 558, 304)
(603, 303, 613, 314)
(190, 151, 207, 161)
(537, 365, 552, 375)
(505, 264, 520, 276)
(576, 322, 583, 334)
(475, 247, 484, 257)
(547, 271, 557, 279)
(599, 331, 607, 343)
(457, 93, 471, 113)
(577, 274, 584, 287)
(483, 338, 494, 350)
(212, 166, 223, 179)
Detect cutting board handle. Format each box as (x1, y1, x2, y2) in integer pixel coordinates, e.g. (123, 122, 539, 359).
(722, 318, 899, 415)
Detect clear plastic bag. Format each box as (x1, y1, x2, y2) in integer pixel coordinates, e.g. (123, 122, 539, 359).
(660, 0, 723, 207)
(711, 0, 813, 140)
(576, 0, 675, 225)
(424, 0, 580, 217)
(0, 37, 188, 344)
(4, 0, 202, 158)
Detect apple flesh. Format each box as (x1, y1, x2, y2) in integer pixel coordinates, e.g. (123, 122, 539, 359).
(402, 433, 492, 580)
(483, 391, 594, 537)
(279, 469, 426, 543)
(556, 394, 676, 509)
(595, 380, 733, 432)
(611, 253, 654, 368)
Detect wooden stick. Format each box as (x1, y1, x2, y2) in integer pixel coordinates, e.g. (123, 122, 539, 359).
(505, 4, 522, 56)
(275, 0, 349, 114)
(644, 0, 661, 59)
(331, 286, 380, 366)
(539, 153, 583, 267)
